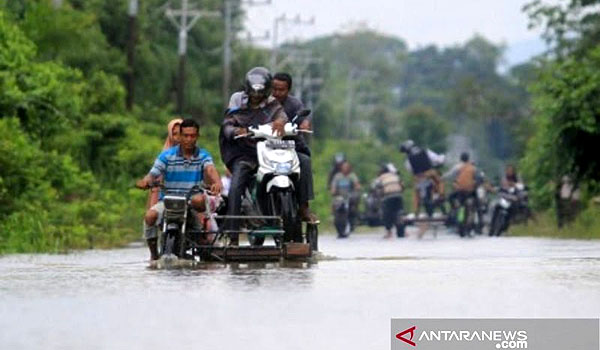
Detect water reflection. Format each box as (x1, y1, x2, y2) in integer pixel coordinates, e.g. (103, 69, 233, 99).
(1, 233, 600, 350)
(225, 261, 315, 290)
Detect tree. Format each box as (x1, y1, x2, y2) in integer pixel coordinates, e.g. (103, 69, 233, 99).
(521, 0, 600, 227)
(523, 47, 600, 210)
(401, 104, 448, 153)
(524, 0, 600, 58)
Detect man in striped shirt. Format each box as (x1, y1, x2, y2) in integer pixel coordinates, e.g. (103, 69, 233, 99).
(137, 119, 222, 260)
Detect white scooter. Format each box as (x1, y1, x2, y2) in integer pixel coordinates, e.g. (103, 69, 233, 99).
(235, 111, 313, 245)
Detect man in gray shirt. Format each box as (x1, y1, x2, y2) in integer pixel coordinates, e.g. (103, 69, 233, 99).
(272, 72, 316, 222)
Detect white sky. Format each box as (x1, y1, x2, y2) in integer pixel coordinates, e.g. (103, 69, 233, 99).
(244, 0, 547, 62)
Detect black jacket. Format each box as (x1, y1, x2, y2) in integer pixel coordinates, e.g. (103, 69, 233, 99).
(219, 99, 287, 170)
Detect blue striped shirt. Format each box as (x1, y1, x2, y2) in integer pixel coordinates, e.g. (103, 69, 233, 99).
(149, 145, 214, 197)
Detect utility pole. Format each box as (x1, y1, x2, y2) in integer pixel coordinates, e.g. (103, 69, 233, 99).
(126, 0, 138, 110)
(222, 0, 271, 107)
(344, 68, 377, 139)
(243, 30, 270, 42)
(222, 0, 233, 108)
(289, 50, 322, 102)
(166, 0, 219, 115)
(344, 69, 355, 139)
(271, 14, 314, 71)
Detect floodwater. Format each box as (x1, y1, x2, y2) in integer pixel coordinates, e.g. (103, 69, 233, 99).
(1, 229, 599, 350)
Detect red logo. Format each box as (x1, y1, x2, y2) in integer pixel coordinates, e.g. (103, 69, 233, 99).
(396, 326, 417, 347)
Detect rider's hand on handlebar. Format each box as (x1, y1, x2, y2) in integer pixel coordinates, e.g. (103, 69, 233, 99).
(135, 178, 149, 189)
(209, 181, 222, 196)
(235, 127, 248, 136)
(272, 120, 285, 137)
(299, 119, 312, 131)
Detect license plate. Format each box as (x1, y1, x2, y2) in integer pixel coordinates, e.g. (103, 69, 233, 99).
(267, 139, 295, 149)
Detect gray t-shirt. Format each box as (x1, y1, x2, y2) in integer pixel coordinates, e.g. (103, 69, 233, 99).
(281, 95, 310, 124)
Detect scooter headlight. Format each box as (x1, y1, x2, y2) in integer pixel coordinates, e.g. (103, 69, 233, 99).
(275, 161, 293, 174)
(499, 197, 511, 209)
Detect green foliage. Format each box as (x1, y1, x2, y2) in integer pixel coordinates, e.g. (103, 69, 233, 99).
(524, 0, 600, 58)
(401, 104, 448, 153)
(0, 117, 146, 253)
(0, 9, 149, 253)
(19, 1, 126, 75)
(522, 46, 600, 209)
(510, 205, 600, 239)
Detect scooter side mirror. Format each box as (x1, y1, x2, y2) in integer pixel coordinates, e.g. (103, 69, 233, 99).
(291, 109, 311, 124)
(298, 109, 311, 117)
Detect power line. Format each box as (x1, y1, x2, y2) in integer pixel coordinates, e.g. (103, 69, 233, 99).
(271, 14, 314, 71)
(223, 0, 271, 107)
(344, 68, 377, 139)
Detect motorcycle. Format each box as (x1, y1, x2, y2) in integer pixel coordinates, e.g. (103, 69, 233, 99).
(234, 116, 316, 247)
(333, 195, 352, 238)
(361, 187, 383, 227)
(416, 178, 435, 217)
(158, 186, 217, 259)
(473, 183, 489, 234)
(416, 178, 445, 218)
(454, 193, 477, 238)
(489, 183, 528, 236)
(511, 184, 531, 224)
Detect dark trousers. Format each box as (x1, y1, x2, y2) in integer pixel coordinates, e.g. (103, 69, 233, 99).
(448, 190, 478, 223)
(225, 154, 314, 232)
(297, 152, 314, 204)
(225, 160, 258, 232)
(449, 190, 476, 207)
(382, 195, 403, 230)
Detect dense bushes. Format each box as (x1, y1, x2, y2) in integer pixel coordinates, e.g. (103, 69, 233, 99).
(0, 11, 154, 253)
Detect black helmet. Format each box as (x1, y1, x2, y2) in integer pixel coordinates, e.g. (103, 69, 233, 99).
(334, 152, 346, 164)
(380, 162, 389, 174)
(460, 152, 470, 162)
(244, 67, 272, 100)
(399, 140, 415, 153)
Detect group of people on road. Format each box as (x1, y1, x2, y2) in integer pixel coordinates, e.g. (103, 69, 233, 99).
(328, 138, 528, 240)
(136, 67, 317, 260)
(134, 64, 530, 260)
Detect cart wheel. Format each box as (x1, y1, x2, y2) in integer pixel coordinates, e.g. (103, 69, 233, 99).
(273, 235, 282, 248)
(248, 234, 265, 246)
(334, 211, 349, 238)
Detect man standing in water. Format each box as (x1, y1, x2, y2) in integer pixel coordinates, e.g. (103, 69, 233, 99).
(137, 119, 222, 260)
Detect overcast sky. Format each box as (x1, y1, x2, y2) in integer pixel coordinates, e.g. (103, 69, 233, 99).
(244, 0, 548, 65)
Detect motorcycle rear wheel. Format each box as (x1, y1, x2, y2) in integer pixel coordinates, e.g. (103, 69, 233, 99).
(275, 190, 302, 243)
(334, 210, 349, 238)
(489, 210, 505, 236)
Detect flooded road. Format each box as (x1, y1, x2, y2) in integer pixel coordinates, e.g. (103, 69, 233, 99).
(1, 230, 599, 349)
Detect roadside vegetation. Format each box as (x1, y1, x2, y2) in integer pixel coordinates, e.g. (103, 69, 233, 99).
(510, 206, 600, 239)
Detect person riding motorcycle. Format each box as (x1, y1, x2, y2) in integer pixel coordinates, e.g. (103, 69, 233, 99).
(328, 153, 346, 190)
(501, 164, 521, 190)
(136, 118, 222, 260)
(442, 152, 482, 228)
(399, 140, 445, 216)
(220, 67, 314, 245)
(373, 163, 404, 239)
(330, 161, 361, 232)
(271, 72, 317, 223)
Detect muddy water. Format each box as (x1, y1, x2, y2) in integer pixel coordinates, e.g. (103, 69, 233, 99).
(1, 230, 599, 349)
